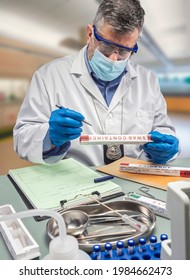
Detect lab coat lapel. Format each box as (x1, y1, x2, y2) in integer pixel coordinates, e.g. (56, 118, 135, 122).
(108, 62, 137, 112)
(71, 46, 107, 108)
(108, 75, 131, 112)
(79, 74, 106, 106)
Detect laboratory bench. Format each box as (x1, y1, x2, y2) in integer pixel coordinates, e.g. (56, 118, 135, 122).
(0, 157, 189, 260)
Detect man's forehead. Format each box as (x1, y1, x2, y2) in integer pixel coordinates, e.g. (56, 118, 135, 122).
(97, 25, 140, 45)
(98, 24, 140, 38)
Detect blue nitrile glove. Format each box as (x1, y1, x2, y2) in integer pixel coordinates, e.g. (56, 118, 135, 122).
(49, 107, 84, 147)
(143, 131, 179, 164)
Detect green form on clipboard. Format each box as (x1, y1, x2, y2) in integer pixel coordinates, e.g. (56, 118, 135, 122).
(8, 158, 122, 210)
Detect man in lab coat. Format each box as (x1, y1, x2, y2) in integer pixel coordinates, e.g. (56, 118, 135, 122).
(14, 0, 179, 166)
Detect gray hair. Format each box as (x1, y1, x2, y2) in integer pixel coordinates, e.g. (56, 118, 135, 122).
(93, 0, 145, 33)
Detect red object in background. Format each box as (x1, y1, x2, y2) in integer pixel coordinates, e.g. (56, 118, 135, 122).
(0, 92, 5, 101)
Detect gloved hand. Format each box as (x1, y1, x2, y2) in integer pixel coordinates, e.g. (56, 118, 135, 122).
(143, 131, 179, 164)
(49, 107, 84, 147)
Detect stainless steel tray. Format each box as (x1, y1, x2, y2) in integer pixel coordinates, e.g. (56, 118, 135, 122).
(46, 200, 156, 252)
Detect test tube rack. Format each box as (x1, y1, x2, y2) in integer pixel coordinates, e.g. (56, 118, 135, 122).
(90, 234, 167, 260)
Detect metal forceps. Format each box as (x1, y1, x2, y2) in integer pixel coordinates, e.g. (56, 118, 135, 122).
(139, 186, 155, 199)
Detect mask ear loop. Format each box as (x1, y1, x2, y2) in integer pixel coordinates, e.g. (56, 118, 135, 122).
(91, 31, 95, 44)
(89, 29, 99, 59)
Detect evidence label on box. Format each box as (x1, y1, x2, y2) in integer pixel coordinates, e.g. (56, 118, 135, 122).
(125, 192, 169, 219)
(120, 163, 190, 177)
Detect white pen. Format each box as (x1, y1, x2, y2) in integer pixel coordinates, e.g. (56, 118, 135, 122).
(56, 104, 92, 126)
(120, 163, 190, 177)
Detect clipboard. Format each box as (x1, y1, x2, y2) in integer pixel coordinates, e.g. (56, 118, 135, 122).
(7, 158, 122, 220)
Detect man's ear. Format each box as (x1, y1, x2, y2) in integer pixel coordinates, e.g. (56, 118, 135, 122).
(86, 24, 93, 44)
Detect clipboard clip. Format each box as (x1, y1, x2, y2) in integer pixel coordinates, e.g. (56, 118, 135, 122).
(59, 191, 102, 208)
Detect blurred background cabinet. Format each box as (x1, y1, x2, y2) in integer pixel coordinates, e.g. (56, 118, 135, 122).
(0, 101, 20, 133)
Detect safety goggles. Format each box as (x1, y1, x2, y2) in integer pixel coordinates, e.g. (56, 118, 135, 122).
(93, 25, 138, 58)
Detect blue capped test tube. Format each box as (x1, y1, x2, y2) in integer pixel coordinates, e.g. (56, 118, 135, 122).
(116, 240, 124, 256)
(92, 244, 101, 260)
(160, 234, 168, 242)
(104, 242, 113, 258)
(138, 237, 146, 253)
(127, 239, 135, 254)
(149, 235, 157, 251)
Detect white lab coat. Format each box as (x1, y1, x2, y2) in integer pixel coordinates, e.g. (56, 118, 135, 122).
(14, 46, 177, 166)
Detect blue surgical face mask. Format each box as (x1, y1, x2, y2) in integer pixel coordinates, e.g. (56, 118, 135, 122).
(89, 48, 128, 81)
